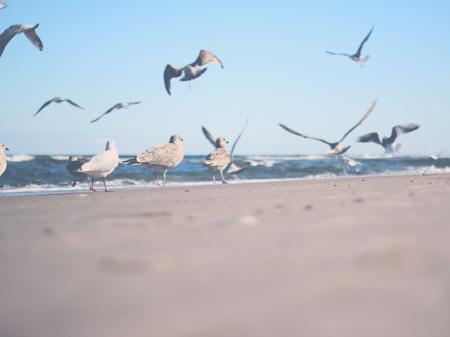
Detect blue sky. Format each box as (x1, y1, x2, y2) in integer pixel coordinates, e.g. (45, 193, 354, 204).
(0, 0, 449, 155)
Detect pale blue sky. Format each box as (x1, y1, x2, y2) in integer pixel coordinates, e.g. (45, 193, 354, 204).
(0, 0, 449, 155)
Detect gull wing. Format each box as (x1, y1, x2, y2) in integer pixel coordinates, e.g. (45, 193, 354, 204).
(163, 65, 183, 95)
(326, 51, 352, 57)
(90, 105, 117, 124)
(390, 123, 420, 140)
(66, 99, 85, 110)
(230, 118, 249, 158)
(24, 24, 43, 51)
(0, 25, 22, 57)
(356, 26, 374, 56)
(201, 126, 216, 147)
(357, 132, 383, 145)
(192, 49, 224, 68)
(339, 99, 378, 142)
(279, 123, 332, 146)
(33, 98, 56, 117)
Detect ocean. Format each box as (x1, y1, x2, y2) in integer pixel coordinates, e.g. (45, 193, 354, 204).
(0, 154, 449, 196)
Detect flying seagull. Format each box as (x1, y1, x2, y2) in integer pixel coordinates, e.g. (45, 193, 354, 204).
(34, 97, 85, 117)
(0, 24, 43, 57)
(0, 2, 8, 9)
(90, 101, 141, 123)
(77, 141, 119, 192)
(326, 27, 374, 66)
(357, 123, 420, 154)
(124, 135, 184, 186)
(201, 127, 231, 184)
(164, 49, 224, 95)
(279, 99, 378, 155)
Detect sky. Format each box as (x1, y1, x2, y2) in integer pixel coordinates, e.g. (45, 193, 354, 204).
(0, 0, 449, 155)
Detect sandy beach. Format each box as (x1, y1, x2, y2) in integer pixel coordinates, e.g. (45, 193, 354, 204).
(1, 174, 450, 337)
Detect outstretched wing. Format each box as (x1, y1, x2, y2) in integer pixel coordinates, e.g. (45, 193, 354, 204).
(230, 118, 249, 158)
(163, 65, 183, 95)
(192, 50, 224, 69)
(357, 132, 383, 145)
(201, 126, 216, 147)
(90, 105, 117, 123)
(279, 123, 332, 146)
(66, 99, 85, 110)
(326, 51, 351, 57)
(33, 98, 56, 117)
(0, 25, 21, 57)
(390, 123, 420, 140)
(340, 99, 378, 142)
(356, 26, 374, 56)
(24, 24, 43, 51)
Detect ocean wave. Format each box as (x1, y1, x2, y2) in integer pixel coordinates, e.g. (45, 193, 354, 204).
(6, 154, 35, 162)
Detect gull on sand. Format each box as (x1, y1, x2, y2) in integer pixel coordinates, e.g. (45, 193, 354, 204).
(77, 141, 119, 192)
(202, 127, 232, 184)
(124, 135, 184, 186)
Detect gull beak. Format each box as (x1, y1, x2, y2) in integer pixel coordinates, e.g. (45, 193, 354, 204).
(5, 147, 9, 151)
(226, 141, 229, 144)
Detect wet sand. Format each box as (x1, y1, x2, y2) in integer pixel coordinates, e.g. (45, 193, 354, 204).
(1, 174, 450, 337)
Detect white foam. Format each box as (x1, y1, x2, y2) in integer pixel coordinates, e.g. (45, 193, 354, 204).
(6, 154, 34, 162)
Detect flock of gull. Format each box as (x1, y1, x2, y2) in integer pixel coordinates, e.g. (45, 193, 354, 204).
(0, 7, 422, 191)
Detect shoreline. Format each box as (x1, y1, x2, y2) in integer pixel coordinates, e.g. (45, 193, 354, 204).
(0, 170, 447, 198)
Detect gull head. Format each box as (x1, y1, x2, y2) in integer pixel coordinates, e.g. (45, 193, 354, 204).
(105, 140, 118, 153)
(169, 135, 183, 145)
(216, 137, 229, 148)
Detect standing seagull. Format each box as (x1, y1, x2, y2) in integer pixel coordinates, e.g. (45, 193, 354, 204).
(326, 27, 374, 67)
(77, 141, 119, 192)
(33, 97, 84, 117)
(66, 156, 88, 187)
(90, 101, 141, 123)
(124, 135, 184, 186)
(0, 144, 9, 177)
(0, 2, 8, 9)
(202, 127, 231, 184)
(279, 99, 378, 155)
(357, 123, 420, 154)
(164, 49, 224, 95)
(0, 24, 43, 57)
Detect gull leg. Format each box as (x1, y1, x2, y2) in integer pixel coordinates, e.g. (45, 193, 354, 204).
(102, 178, 109, 192)
(213, 175, 216, 185)
(221, 170, 228, 184)
(89, 178, 97, 192)
(162, 169, 167, 187)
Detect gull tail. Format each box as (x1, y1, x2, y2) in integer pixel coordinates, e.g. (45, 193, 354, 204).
(123, 157, 138, 165)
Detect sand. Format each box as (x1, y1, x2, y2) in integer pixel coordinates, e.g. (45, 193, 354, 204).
(1, 174, 450, 337)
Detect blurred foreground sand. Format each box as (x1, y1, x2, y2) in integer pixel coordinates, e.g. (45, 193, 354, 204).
(1, 174, 450, 337)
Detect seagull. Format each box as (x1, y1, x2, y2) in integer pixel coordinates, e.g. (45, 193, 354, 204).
(202, 119, 249, 175)
(90, 101, 141, 123)
(77, 141, 119, 192)
(164, 49, 224, 95)
(0, 24, 43, 57)
(430, 149, 447, 161)
(357, 123, 420, 154)
(326, 27, 374, 67)
(279, 99, 378, 155)
(0, 2, 8, 9)
(0, 144, 9, 177)
(124, 135, 184, 186)
(66, 156, 88, 187)
(202, 127, 231, 184)
(33, 97, 85, 117)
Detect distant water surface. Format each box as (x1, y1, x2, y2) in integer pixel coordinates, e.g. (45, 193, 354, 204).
(0, 154, 449, 196)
